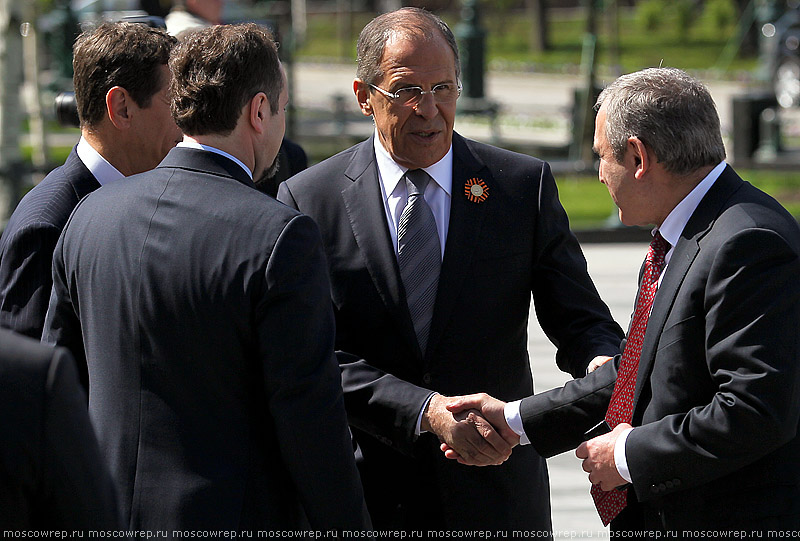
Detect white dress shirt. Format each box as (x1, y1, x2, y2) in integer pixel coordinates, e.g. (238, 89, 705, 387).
(373, 134, 452, 258)
(372, 133, 453, 435)
(504, 161, 728, 462)
(177, 141, 253, 179)
(76, 137, 125, 186)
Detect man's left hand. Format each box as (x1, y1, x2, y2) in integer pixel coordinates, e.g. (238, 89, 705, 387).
(575, 423, 631, 491)
(587, 355, 613, 373)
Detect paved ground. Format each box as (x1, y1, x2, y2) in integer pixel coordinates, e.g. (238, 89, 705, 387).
(528, 241, 646, 538)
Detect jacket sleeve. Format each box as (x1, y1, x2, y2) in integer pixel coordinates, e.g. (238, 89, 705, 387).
(43, 346, 121, 528)
(41, 218, 88, 395)
(521, 356, 618, 458)
(256, 214, 370, 530)
(530, 162, 625, 377)
(0, 223, 62, 340)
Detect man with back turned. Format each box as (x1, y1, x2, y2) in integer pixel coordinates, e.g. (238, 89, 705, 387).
(43, 23, 370, 531)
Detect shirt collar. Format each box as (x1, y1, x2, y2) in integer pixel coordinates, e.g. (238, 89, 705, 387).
(373, 130, 453, 197)
(656, 161, 726, 249)
(177, 141, 253, 180)
(76, 136, 125, 186)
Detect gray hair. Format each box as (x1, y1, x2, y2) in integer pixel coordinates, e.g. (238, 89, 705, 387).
(595, 67, 725, 176)
(356, 7, 460, 86)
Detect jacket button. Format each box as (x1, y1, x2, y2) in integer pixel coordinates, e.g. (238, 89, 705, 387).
(422, 373, 432, 385)
(673, 478, 681, 487)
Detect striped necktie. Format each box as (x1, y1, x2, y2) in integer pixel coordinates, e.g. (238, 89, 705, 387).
(397, 169, 441, 355)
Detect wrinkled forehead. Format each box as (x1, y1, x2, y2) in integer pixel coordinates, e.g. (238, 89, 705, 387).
(379, 31, 457, 78)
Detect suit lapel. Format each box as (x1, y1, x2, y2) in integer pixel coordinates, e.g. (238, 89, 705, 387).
(633, 167, 745, 410)
(340, 139, 420, 355)
(426, 134, 491, 360)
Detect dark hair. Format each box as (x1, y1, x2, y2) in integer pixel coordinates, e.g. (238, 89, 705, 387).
(596, 67, 725, 176)
(169, 23, 283, 136)
(72, 22, 176, 129)
(356, 7, 460, 86)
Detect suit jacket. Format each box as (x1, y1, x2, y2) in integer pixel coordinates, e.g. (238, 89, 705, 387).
(0, 328, 119, 529)
(519, 165, 800, 531)
(0, 147, 100, 340)
(277, 133, 624, 529)
(42, 147, 369, 531)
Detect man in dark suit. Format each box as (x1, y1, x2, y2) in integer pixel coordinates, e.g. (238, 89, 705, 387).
(277, 7, 623, 531)
(0, 328, 120, 529)
(446, 68, 800, 533)
(42, 23, 370, 531)
(0, 22, 180, 341)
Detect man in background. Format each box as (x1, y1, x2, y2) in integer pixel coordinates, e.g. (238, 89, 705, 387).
(0, 22, 180, 346)
(43, 23, 370, 531)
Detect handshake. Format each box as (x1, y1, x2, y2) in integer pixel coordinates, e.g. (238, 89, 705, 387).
(425, 391, 630, 492)
(424, 356, 615, 468)
(422, 392, 517, 467)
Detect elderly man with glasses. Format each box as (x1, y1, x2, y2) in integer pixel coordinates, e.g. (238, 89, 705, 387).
(278, 7, 624, 533)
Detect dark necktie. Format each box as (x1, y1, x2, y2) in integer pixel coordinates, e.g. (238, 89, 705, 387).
(397, 169, 441, 355)
(591, 231, 670, 526)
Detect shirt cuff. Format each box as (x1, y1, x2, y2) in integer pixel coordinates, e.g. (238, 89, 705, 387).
(504, 400, 530, 446)
(614, 427, 634, 483)
(415, 392, 437, 436)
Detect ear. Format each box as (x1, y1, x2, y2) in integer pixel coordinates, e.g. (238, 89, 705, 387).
(354, 79, 373, 117)
(628, 137, 650, 180)
(249, 92, 269, 134)
(106, 86, 132, 130)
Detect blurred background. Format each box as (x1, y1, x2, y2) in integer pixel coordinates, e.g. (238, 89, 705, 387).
(2, 0, 800, 233)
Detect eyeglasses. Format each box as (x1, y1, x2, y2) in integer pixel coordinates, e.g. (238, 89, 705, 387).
(368, 82, 462, 107)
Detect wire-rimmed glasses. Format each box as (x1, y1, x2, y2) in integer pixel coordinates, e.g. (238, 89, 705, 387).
(368, 82, 462, 107)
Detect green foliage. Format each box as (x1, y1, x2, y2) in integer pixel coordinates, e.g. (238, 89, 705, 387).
(705, 0, 737, 31)
(294, 4, 759, 75)
(556, 170, 800, 228)
(675, 0, 696, 39)
(636, 0, 666, 33)
(482, 0, 516, 13)
(555, 177, 617, 229)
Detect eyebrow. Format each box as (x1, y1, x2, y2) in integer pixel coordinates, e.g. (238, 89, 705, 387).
(391, 79, 455, 90)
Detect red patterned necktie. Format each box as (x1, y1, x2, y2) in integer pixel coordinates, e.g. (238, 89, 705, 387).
(591, 232, 670, 526)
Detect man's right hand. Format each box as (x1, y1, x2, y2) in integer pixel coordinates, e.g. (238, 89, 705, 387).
(421, 393, 512, 466)
(439, 393, 519, 465)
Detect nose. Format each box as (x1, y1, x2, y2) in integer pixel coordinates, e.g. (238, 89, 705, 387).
(412, 92, 439, 119)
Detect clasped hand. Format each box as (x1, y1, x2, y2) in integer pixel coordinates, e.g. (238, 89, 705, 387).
(424, 393, 518, 466)
(576, 423, 630, 491)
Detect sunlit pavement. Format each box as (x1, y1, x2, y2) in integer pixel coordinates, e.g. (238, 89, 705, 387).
(529, 242, 646, 538)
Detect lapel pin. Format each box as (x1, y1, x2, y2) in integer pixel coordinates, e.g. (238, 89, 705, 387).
(464, 178, 489, 203)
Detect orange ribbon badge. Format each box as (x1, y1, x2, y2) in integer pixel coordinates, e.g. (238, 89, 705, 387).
(464, 178, 489, 203)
